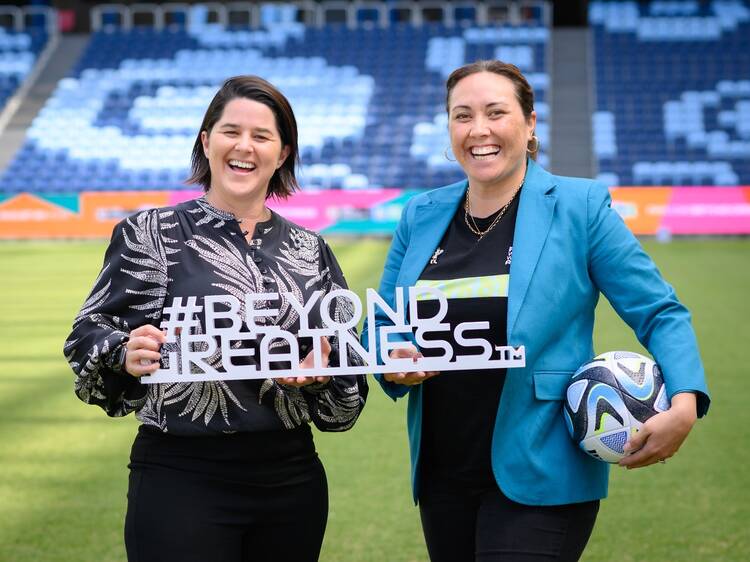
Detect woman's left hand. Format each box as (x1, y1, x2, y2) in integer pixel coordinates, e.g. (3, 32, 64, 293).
(276, 336, 332, 388)
(619, 392, 697, 469)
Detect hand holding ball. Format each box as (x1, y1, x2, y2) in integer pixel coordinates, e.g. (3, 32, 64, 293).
(563, 351, 670, 463)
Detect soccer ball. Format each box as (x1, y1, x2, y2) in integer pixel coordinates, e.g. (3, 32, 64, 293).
(563, 351, 671, 463)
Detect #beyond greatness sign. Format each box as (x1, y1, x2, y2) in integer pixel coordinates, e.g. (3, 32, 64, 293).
(141, 287, 525, 384)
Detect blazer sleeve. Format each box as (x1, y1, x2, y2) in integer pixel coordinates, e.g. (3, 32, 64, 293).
(63, 210, 169, 417)
(586, 181, 710, 417)
(299, 238, 369, 432)
(361, 197, 416, 401)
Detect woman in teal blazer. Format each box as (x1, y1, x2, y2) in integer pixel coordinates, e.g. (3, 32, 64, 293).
(361, 61, 709, 561)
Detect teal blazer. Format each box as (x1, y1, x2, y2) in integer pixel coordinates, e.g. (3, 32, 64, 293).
(361, 159, 710, 506)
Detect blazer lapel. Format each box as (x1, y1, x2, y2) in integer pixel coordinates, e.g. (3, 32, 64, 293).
(508, 161, 557, 337)
(398, 182, 466, 286)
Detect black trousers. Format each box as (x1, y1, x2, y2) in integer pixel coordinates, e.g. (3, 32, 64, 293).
(125, 424, 328, 562)
(419, 479, 599, 562)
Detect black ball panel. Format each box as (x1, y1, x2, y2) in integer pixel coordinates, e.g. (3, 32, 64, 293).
(621, 392, 658, 424)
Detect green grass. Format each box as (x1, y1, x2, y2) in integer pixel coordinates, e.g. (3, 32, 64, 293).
(0, 239, 748, 562)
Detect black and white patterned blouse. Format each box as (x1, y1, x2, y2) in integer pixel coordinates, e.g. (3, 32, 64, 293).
(64, 197, 368, 435)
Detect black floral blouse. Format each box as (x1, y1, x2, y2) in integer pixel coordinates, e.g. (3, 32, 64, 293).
(64, 197, 368, 435)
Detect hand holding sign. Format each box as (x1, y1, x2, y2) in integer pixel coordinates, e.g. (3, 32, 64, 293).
(277, 336, 332, 388)
(125, 324, 165, 377)
(383, 345, 440, 386)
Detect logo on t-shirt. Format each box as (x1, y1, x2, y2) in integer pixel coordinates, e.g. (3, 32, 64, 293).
(430, 247, 444, 265)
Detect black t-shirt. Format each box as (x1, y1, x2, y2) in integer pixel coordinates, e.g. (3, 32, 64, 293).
(417, 191, 519, 490)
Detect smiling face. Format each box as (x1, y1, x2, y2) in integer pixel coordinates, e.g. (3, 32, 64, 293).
(201, 97, 290, 207)
(448, 72, 536, 193)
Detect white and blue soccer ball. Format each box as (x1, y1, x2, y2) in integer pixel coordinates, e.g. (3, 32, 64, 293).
(563, 351, 671, 463)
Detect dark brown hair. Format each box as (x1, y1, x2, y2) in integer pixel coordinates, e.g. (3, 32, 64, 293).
(445, 60, 538, 159)
(187, 75, 299, 198)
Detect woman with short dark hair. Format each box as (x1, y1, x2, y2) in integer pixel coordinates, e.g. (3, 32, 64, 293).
(363, 61, 709, 561)
(65, 75, 368, 562)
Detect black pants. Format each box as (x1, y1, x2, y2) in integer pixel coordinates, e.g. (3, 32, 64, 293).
(419, 480, 599, 562)
(125, 424, 328, 562)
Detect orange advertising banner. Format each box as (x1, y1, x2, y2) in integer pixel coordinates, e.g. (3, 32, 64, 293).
(0, 192, 170, 239)
(609, 187, 673, 235)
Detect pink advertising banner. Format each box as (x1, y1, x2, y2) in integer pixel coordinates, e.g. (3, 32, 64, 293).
(610, 187, 750, 235)
(169, 189, 402, 232)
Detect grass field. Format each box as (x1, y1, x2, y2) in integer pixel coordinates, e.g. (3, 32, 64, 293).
(0, 238, 748, 562)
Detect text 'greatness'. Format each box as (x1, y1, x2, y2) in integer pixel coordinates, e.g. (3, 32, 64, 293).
(142, 287, 525, 383)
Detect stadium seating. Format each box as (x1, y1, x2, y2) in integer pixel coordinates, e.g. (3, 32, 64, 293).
(0, 2, 550, 193)
(0, 26, 48, 111)
(590, 0, 750, 186)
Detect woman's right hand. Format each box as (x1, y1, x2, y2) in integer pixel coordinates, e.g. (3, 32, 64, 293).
(124, 325, 165, 377)
(383, 345, 439, 386)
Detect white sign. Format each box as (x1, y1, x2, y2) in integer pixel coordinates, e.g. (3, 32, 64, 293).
(141, 287, 525, 384)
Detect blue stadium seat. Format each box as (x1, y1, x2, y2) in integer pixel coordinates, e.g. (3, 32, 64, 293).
(0, 26, 48, 111)
(0, 8, 551, 193)
(590, 0, 750, 186)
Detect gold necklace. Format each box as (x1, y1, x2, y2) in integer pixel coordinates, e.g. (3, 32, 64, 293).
(464, 182, 523, 240)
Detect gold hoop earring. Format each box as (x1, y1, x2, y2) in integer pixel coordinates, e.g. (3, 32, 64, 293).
(527, 135, 540, 153)
(444, 147, 456, 162)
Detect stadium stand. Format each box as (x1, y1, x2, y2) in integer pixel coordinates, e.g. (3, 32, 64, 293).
(0, 6, 52, 112)
(0, 1, 550, 193)
(590, 0, 750, 186)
